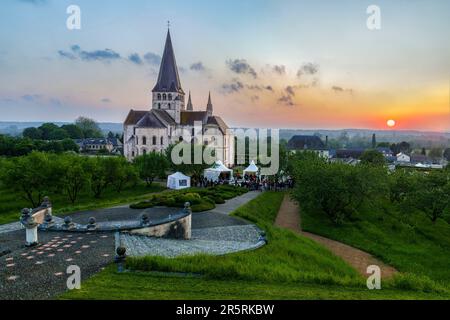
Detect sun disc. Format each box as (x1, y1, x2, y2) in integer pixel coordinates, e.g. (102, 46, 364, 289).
(387, 119, 396, 127)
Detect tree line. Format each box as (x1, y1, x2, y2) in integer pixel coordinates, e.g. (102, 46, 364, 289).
(291, 151, 450, 225)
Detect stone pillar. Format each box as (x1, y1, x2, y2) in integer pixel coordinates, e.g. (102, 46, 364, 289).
(183, 202, 192, 240)
(20, 208, 39, 247)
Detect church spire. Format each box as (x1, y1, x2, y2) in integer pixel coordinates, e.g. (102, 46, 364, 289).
(187, 91, 193, 111)
(152, 28, 183, 94)
(206, 91, 213, 115)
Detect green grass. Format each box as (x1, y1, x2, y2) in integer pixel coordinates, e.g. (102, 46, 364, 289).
(61, 265, 448, 300)
(0, 183, 165, 225)
(301, 198, 450, 291)
(61, 192, 450, 300)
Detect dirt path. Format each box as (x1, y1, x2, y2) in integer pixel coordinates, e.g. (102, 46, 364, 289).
(275, 195, 397, 279)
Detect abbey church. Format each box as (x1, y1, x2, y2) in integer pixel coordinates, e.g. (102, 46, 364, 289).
(123, 29, 234, 166)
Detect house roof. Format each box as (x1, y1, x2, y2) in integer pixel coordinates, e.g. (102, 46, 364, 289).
(152, 30, 183, 94)
(336, 148, 365, 159)
(153, 109, 176, 125)
(287, 135, 325, 150)
(124, 110, 147, 125)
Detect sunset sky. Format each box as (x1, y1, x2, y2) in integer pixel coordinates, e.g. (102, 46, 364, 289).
(0, 0, 449, 131)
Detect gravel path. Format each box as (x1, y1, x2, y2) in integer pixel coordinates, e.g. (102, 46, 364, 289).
(275, 194, 398, 279)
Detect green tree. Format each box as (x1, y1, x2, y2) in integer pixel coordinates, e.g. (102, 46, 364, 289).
(61, 138, 80, 153)
(84, 157, 110, 198)
(428, 148, 443, 160)
(59, 154, 88, 203)
(134, 152, 169, 186)
(360, 149, 385, 166)
(61, 124, 84, 139)
(23, 127, 43, 140)
(444, 148, 450, 161)
(75, 116, 103, 138)
(1, 152, 58, 207)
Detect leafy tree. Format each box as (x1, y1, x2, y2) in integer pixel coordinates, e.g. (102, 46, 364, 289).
(388, 169, 419, 203)
(292, 154, 386, 224)
(61, 138, 80, 153)
(377, 142, 390, 148)
(1, 152, 58, 207)
(61, 124, 84, 139)
(40, 141, 64, 153)
(444, 148, 450, 161)
(59, 155, 88, 203)
(134, 152, 169, 186)
(75, 116, 103, 138)
(104, 157, 137, 193)
(84, 157, 109, 198)
(428, 148, 443, 160)
(409, 171, 450, 223)
(360, 149, 385, 166)
(23, 127, 43, 140)
(39, 123, 61, 140)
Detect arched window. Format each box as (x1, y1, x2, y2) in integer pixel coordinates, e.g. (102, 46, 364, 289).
(163, 94, 167, 101)
(211, 136, 216, 146)
(158, 103, 161, 109)
(168, 103, 171, 109)
(157, 93, 161, 100)
(192, 128, 195, 136)
(132, 151, 135, 157)
(168, 94, 172, 100)
(142, 149, 147, 155)
(142, 136, 147, 145)
(136, 136, 139, 145)
(204, 140, 209, 146)
(152, 136, 157, 145)
(179, 136, 184, 142)
(160, 136, 164, 145)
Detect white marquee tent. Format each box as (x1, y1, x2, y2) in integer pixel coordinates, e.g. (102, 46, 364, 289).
(243, 160, 259, 176)
(167, 172, 191, 190)
(204, 160, 233, 182)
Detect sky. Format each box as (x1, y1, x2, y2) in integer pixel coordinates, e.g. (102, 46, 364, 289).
(0, 0, 449, 131)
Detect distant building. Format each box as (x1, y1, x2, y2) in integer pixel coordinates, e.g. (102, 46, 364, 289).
(287, 135, 331, 158)
(396, 152, 411, 163)
(75, 138, 123, 154)
(123, 29, 234, 165)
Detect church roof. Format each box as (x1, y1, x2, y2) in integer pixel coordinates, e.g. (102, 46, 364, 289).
(124, 110, 148, 125)
(152, 30, 184, 94)
(180, 111, 207, 126)
(207, 116, 229, 134)
(136, 112, 166, 128)
(153, 109, 176, 125)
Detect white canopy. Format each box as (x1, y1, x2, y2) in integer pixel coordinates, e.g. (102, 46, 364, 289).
(243, 160, 259, 175)
(204, 160, 233, 182)
(167, 172, 191, 190)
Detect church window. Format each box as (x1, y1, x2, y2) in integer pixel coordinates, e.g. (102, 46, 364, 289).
(192, 128, 195, 136)
(179, 136, 184, 142)
(136, 136, 138, 145)
(160, 136, 164, 145)
(132, 151, 135, 157)
(168, 103, 171, 109)
(158, 103, 161, 109)
(204, 140, 209, 146)
(143, 149, 147, 155)
(152, 136, 157, 145)
(157, 94, 161, 100)
(163, 94, 167, 101)
(142, 136, 147, 145)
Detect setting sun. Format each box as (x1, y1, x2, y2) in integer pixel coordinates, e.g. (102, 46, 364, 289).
(387, 119, 396, 128)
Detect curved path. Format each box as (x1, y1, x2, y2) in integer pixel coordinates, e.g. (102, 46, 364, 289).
(275, 195, 397, 279)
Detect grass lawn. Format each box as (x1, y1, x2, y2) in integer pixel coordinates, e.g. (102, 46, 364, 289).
(62, 192, 450, 300)
(0, 183, 165, 225)
(301, 199, 450, 292)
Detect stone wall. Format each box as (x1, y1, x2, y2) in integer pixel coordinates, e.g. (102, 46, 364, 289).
(128, 214, 191, 240)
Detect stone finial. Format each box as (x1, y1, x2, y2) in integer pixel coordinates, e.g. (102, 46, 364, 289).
(41, 196, 51, 208)
(184, 202, 192, 214)
(21, 208, 31, 218)
(141, 213, 150, 226)
(115, 246, 127, 273)
(87, 217, 97, 230)
(63, 216, 75, 230)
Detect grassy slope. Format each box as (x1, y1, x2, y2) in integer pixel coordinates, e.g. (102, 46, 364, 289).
(301, 199, 450, 290)
(0, 183, 165, 225)
(62, 192, 449, 300)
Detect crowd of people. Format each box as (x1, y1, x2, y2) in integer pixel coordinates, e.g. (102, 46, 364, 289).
(194, 173, 294, 191)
